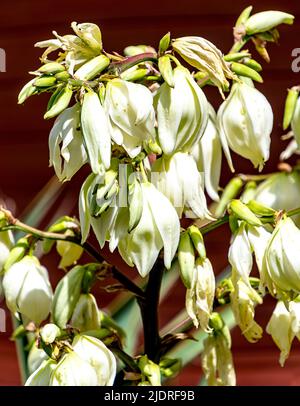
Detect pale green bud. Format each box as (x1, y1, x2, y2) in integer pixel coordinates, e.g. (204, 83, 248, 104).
(155, 66, 208, 155)
(119, 182, 180, 277)
(178, 232, 195, 289)
(74, 55, 109, 81)
(81, 90, 111, 173)
(263, 217, 300, 294)
(40, 323, 61, 344)
(228, 200, 262, 226)
(266, 301, 293, 366)
(124, 45, 156, 56)
(49, 103, 87, 182)
(56, 237, 83, 269)
(18, 78, 38, 104)
(185, 257, 215, 332)
(25, 359, 57, 386)
(72, 335, 116, 385)
(104, 79, 155, 158)
(51, 265, 86, 328)
(70, 293, 101, 332)
(191, 104, 221, 202)
(172, 36, 235, 90)
(3, 256, 53, 324)
(217, 81, 273, 171)
(245, 11, 294, 35)
(291, 97, 300, 150)
(50, 352, 99, 386)
(152, 152, 212, 220)
(228, 222, 253, 287)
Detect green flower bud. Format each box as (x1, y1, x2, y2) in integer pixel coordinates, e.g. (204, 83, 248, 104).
(18, 78, 38, 104)
(188, 225, 206, 259)
(158, 55, 174, 87)
(214, 177, 243, 218)
(74, 55, 109, 81)
(123, 45, 156, 56)
(283, 88, 299, 130)
(34, 76, 57, 88)
(178, 231, 195, 289)
(291, 96, 300, 149)
(70, 293, 101, 332)
(3, 256, 53, 324)
(38, 62, 65, 75)
(246, 200, 275, 217)
(51, 265, 86, 328)
(230, 62, 263, 83)
(245, 11, 294, 35)
(228, 200, 262, 226)
(217, 80, 273, 172)
(159, 32, 171, 54)
(44, 85, 73, 119)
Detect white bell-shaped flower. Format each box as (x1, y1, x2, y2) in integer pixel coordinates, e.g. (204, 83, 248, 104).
(49, 103, 87, 182)
(3, 256, 53, 324)
(155, 66, 208, 155)
(105, 79, 156, 158)
(217, 79, 273, 171)
(152, 152, 212, 219)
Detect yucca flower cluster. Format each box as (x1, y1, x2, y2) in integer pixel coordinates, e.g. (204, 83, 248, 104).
(1, 6, 300, 387)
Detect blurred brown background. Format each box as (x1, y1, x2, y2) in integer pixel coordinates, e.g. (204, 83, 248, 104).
(1, 0, 300, 386)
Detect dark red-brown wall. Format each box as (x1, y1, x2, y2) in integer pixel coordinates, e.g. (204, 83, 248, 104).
(1, 0, 300, 386)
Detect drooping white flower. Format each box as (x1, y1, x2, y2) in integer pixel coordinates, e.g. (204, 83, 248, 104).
(266, 301, 294, 366)
(217, 79, 273, 171)
(3, 256, 53, 324)
(185, 257, 215, 332)
(118, 182, 180, 277)
(155, 66, 208, 155)
(191, 104, 222, 202)
(49, 103, 87, 182)
(152, 152, 212, 220)
(105, 79, 156, 158)
(263, 217, 300, 295)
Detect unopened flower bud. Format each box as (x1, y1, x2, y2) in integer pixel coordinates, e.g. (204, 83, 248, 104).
(70, 293, 101, 332)
(245, 11, 294, 36)
(40, 323, 61, 344)
(3, 256, 53, 324)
